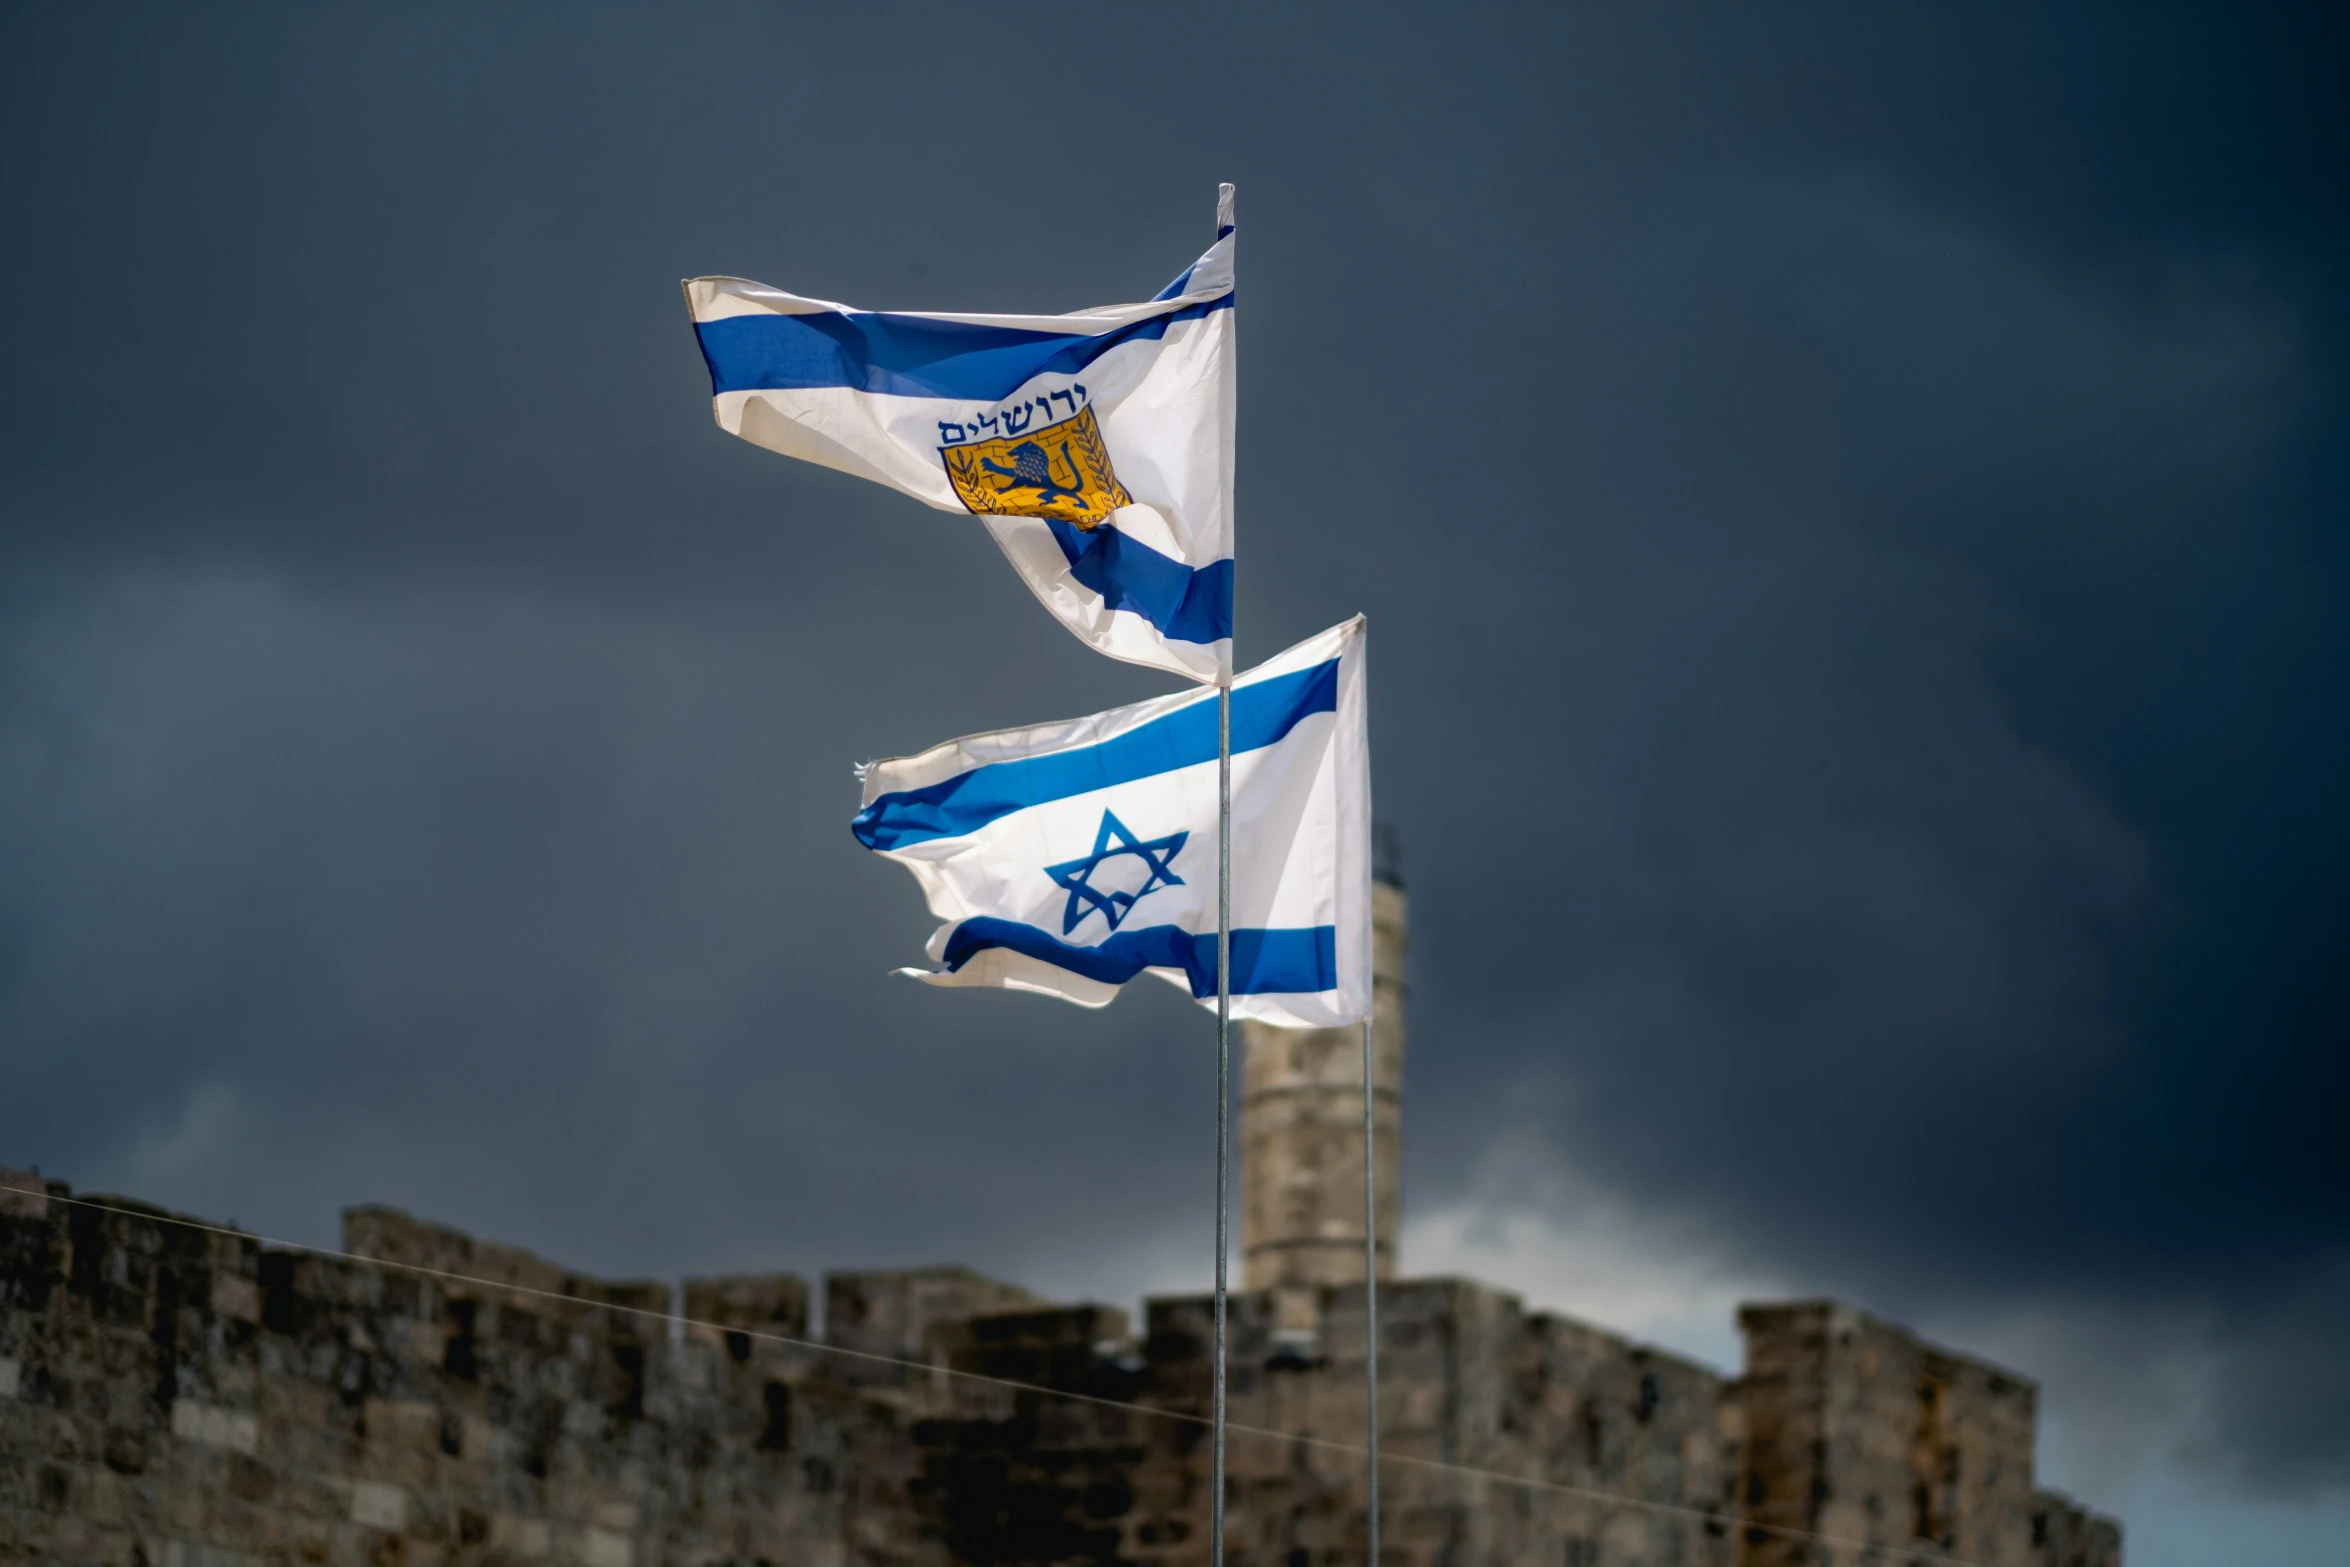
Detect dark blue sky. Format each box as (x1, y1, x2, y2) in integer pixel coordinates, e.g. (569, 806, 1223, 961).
(2, 5, 2343, 1558)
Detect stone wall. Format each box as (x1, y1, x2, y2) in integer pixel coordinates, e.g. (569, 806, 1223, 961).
(1, 1165, 2121, 1566)
(1735, 1301, 2114, 1567)
(899, 1276, 1743, 1567)
(0, 1173, 928, 1567)
(824, 1268, 1045, 1399)
(2028, 1490, 2122, 1567)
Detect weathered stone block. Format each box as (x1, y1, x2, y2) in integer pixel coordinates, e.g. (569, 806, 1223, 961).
(347, 1479, 406, 1530)
(170, 1399, 258, 1455)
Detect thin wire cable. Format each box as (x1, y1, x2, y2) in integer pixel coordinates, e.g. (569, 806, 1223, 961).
(1361, 1012, 1381, 1567)
(1212, 681, 1232, 1567)
(0, 1181, 1985, 1567)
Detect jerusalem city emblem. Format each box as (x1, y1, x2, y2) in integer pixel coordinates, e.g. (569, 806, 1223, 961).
(941, 401, 1132, 530)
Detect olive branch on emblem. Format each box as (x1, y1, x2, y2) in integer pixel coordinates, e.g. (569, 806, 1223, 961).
(940, 405, 1130, 527)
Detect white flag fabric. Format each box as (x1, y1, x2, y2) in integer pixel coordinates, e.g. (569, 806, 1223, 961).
(852, 617, 1369, 1027)
(686, 187, 1237, 685)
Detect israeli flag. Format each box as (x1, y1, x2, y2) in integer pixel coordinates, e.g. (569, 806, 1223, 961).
(853, 617, 1368, 1027)
(685, 187, 1237, 685)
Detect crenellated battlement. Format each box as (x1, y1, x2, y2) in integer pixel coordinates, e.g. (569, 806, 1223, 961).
(0, 1166, 926, 1566)
(0, 1159, 2120, 1565)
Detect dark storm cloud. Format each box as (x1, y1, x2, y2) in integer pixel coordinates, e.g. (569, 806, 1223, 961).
(2, 0, 2343, 1512)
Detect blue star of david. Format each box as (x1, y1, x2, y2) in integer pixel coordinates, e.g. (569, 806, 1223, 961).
(1044, 809, 1189, 937)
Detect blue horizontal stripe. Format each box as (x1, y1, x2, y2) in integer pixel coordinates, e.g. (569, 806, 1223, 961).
(1150, 262, 1200, 302)
(1046, 520, 1232, 646)
(696, 294, 1231, 402)
(853, 658, 1338, 853)
(940, 919, 1335, 998)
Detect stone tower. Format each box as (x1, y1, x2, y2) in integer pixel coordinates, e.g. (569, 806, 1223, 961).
(1238, 828, 1407, 1290)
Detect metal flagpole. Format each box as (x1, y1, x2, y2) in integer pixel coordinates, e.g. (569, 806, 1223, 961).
(1363, 1012, 1382, 1567)
(1212, 685, 1232, 1567)
(1209, 181, 1237, 1567)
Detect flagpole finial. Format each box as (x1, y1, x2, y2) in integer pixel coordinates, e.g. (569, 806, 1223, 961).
(1217, 183, 1236, 238)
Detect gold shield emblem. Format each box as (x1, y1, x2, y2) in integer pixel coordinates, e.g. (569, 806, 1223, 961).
(941, 404, 1132, 530)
